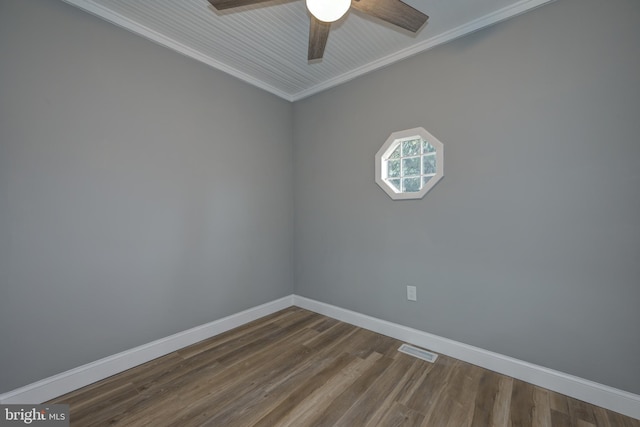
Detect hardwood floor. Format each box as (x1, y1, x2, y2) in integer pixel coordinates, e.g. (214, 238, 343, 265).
(49, 307, 639, 426)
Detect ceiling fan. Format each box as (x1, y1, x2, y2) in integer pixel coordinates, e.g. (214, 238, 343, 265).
(207, 0, 429, 60)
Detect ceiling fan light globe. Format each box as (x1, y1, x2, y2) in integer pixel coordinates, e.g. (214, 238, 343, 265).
(306, 0, 350, 22)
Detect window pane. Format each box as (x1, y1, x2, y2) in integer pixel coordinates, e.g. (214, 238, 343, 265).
(402, 139, 420, 156)
(402, 157, 420, 176)
(389, 179, 401, 192)
(423, 141, 436, 153)
(423, 176, 432, 186)
(423, 154, 436, 174)
(388, 145, 401, 159)
(387, 159, 400, 177)
(403, 177, 421, 192)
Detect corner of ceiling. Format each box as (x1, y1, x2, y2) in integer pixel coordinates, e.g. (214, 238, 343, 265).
(62, 0, 556, 103)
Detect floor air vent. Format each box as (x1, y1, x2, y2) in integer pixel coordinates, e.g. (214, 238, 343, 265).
(398, 344, 438, 363)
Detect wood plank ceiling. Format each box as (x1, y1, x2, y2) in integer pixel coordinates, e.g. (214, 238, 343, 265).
(61, 0, 555, 101)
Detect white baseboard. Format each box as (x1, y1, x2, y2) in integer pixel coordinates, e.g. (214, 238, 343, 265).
(293, 295, 640, 420)
(0, 295, 294, 405)
(2, 294, 638, 420)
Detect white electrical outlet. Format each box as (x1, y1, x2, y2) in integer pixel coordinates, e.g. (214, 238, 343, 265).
(407, 285, 417, 301)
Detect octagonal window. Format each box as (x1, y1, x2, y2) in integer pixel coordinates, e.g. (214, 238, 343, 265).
(375, 127, 444, 200)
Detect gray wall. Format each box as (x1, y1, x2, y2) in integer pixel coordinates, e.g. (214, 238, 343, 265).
(293, 0, 640, 394)
(0, 0, 293, 393)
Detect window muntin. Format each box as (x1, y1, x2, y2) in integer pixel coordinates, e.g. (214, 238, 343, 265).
(384, 136, 437, 193)
(375, 127, 444, 200)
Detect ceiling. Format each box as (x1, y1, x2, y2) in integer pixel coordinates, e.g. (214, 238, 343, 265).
(61, 0, 554, 101)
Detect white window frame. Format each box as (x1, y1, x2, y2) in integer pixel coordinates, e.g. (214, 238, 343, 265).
(375, 127, 444, 200)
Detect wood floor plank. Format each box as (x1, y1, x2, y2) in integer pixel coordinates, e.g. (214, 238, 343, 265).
(250, 351, 356, 427)
(569, 396, 598, 426)
(337, 355, 417, 427)
(376, 402, 425, 427)
(592, 407, 613, 427)
(550, 391, 571, 415)
(102, 363, 224, 426)
(363, 358, 426, 427)
(173, 333, 321, 426)
(419, 361, 481, 427)
(389, 355, 435, 406)
(51, 351, 182, 410)
(277, 351, 382, 427)
(213, 311, 322, 365)
(114, 327, 317, 427)
(303, 321, 357, 351)
(200, 323, 361, 426)
(311, 316, 340, 332)
(551, 408, 575, 427)
(176, 315, 284, 359)
(302, 355, 393, 427)
(607, 410, 640, 427)
(406, 358, 458, 424)
(444, 363, 484, 427)
(46, 308, 640, 427)
(510, 378, 536, 427)
(70, 384, 141, 426)
(490, 374, 514, 427)
(532, 386, 553, 427)
(401, 355, 454, 414)
(326, 327, 381, 359)
(177, 321, 282, 360)
(470, 370, 502, 427)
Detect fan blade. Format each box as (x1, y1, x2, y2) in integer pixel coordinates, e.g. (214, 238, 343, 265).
(351, 0, 428, 32)
(308, 17, 331, 60)
(208, 0, 273, 10)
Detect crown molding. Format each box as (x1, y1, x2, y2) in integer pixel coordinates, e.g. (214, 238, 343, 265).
(291, 0, 556, 101)
(60, 0, 296, 102)
(61, 0, 553, 102)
